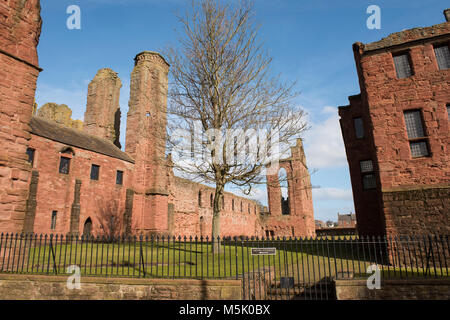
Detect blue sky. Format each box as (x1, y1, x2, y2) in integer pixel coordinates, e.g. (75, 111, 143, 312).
(34, 0, 449, 222)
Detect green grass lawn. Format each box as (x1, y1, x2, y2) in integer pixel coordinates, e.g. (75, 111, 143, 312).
(1, 238, 448, 281)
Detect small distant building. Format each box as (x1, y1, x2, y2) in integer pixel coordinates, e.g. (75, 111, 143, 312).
(337, 213, 357, 228)
(315, 220, 326, 229)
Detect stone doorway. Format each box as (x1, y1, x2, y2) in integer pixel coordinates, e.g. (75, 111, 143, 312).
(83, 218, 92, 236)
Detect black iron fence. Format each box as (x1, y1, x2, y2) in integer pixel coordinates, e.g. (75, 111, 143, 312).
(315, 227, 357, 237)
(0, 233, 448, 300)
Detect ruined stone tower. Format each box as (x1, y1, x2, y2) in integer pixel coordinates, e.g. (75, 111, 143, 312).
(265, 139, 315, 237)
(0, 0, 42, 233)
(83, 68, 122, 148)
(125, 51, 170, 235)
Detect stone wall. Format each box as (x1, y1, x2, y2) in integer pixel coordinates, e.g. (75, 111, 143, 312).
(382, 185, 450, 236)
(335, 278, 450, 300)
(0, 274, 242, 300)
(169, 176, 263, 237)
(354, 36, 450, 189)
(0, 0, 42, 233)
(25, 133, 134, 235)
(339, 95, 386, 236)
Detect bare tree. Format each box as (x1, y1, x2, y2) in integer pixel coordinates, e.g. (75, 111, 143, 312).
(98, 199, 123, 239)
(166, 0, 308, 251)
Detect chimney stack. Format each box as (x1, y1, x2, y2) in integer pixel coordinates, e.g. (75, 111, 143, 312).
(444, 9, 450, 22)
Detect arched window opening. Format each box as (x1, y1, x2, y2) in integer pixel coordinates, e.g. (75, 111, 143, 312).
(279, 168, 290, 215)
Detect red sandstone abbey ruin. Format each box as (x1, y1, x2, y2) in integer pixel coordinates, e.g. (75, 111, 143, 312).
(0, 1, 315, 238)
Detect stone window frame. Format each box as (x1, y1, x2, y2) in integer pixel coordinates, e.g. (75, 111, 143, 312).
(116, 170, 124, 185)
(433, 41, 450, 70)
(50, 210, 57, 230)
(90, 164, 100, 180)
(58, 147, 74, 175)
(26, 148, 35, 167)
(353, 117, 365, 139)
(402, 109, 431, 159)
(392, 50, 414, 79)
(446, 104, 450, 121)
(58, 156, 71, 175)
(360, 159, 377, 190)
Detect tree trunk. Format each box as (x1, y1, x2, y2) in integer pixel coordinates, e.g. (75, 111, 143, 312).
(211, 183, 224, 254)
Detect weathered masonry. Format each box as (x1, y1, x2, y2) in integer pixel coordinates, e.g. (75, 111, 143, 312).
(339, 9, 450, 236)
(0, 1, 315, 238)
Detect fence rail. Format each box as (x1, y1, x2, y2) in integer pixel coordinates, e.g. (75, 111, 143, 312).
(0, 233, 448, 300)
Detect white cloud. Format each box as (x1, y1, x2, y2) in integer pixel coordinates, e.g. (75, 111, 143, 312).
(312, 187, 353, 201)
(303, 106, 347, 169)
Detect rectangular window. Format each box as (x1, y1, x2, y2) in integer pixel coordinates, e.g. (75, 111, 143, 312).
(360, 160, 374, 173)
(50, 211, 57, 230)
(410, 141, 429, 158)
(353, 118, 364, 139)
(90, 164, 100, 180)
(59, 157, 70, 174)
(116, 170, 123, 185)
(26, 148, 35, 167)
(404, 110, 424, 139)
(403, 110, 429, 158)
(393, 53, 413, 78)
(360, 160, 376, 190)
(447, 104, 450, 120)
(434, 44, 450, 70)
(362, 174, 376, 190)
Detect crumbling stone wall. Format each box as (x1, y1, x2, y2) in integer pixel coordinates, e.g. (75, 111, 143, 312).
(37, 103, 83, 130)
(84, 68, 122, 147)
(265, 139, 315, 237)
(168, 176, 263, 238)
(0, 0, 42, 233)
(0, 0, 315, 239)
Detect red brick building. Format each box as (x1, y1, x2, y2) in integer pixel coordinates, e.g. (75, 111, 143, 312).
(0, 1, 315, 238)
(339, 9, 450, 236)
